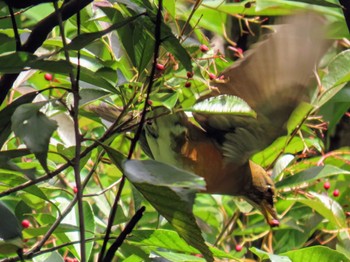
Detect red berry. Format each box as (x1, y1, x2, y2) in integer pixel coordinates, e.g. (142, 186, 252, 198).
(44, 73, 53, 81)
(269, 219, 280, 227)
(185, 81, 191, 88)
(235, 244, 243, 252)
(21, 219, 30, 228)
(333, 189, 340, 197)
(208, 73, 216, 80)
(147, 100, 153, 106)
(72, 259, 79, 262)
(73, 186, 78, 193)
(199, 44, 209, 53)
(186, 71, 194, 78)
(156, 63, 165, 71)
(345, 211, 350, 217)
(323, 181, 330, 190)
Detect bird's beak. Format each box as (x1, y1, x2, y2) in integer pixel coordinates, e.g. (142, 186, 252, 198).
(258, 199, 279, 227)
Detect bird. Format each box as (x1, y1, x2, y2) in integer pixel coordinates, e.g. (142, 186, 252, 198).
(89, 13, 328, 226)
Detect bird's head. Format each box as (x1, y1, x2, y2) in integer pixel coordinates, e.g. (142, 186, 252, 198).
(243, 160, 279, 227)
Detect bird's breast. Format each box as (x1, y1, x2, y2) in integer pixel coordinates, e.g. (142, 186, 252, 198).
(179, 136, 248, 196)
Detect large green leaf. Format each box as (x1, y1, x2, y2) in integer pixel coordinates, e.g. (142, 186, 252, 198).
(123, 159, 213, 261)
(296, 192, 346, 228)
(281, 246, 349, 262)
(11, 101, 58, 172)
(276, 165, 350, 188)
(129, 229, 235, 260)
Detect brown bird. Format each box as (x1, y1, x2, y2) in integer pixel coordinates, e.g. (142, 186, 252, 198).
(89, 13, 327, 226)
(140, 13, 327, 226)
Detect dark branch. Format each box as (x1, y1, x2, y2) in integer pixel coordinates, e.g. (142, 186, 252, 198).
(103, 206, 146, 262)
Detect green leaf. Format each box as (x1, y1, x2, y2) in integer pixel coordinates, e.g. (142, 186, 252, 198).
(129, 229, 235, 260)
(78, 66, 116, 93)
(254, 134, 324, 168)
(33, 251, 65, 262)
(123, 160, 213, 261)
(273, 212, 323, 253)
(154, 251, 205, 261)
(0, 149, 36, 179)
(79, 88, 110, 106)
(0, 52, 72, 74)
(163, 0, 176, 17)
(0, 91, 38, 148)
(287, 102, 313, 134)
(293, 192, 346, 228)
(0, 201, 23, 254)
(281, 246, 349, 262)
(129, 229, 199, 253)
(11, 102, 58, 172)
(149, 92, 179, 110)
(66, 13, 146, 51)
(272, 154, 295, 179)
(191, 95, 256, 117)
(316, 50, 350, 107)
(57, 200, 95, 261)
(162, 35, 192, 72)
(250, 247, 291, 262)
(276, 165, 350, 189)
(322, 50, 350, 90)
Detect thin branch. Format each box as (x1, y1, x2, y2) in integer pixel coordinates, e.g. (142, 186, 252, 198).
(98, 0, 164, 260)
(53, 1, 86, 259)
(103, 206, 146, 262)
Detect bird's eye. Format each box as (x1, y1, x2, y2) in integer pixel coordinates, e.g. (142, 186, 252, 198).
(266, 185, 273, 195)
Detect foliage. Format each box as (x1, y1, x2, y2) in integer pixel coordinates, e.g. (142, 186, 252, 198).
(0, 0, 349, 261)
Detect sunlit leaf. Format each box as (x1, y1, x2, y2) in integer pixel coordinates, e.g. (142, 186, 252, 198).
(291, 192, 346, 228)
(281, 246, 349, 262)
(191, 95, 256, 117)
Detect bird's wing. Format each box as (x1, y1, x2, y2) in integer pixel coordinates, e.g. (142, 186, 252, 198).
(194, 13, 328, 164)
